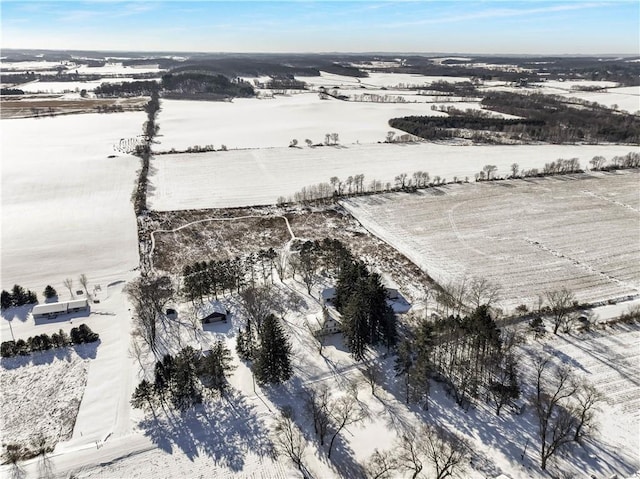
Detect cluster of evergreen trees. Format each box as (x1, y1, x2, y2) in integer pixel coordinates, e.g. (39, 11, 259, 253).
(395, 305, 520, 413)
(334, 260, 398, 361)
(131, 342, 234, 412)
(1, 324, 99, 358)
(182, 248, 278, 302)
(1, 285, 38, 310)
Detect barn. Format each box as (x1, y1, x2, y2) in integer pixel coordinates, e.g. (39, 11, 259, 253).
(197, 300, 228, 324)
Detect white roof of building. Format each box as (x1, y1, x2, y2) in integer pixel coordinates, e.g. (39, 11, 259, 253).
(67, 299, 89, 309)
(196, 300, 227, 320)
(32, 302, 67, 315)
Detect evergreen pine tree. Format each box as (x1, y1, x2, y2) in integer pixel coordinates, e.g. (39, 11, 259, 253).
(342, 288, 370, 361)
(131, 379, 158, 414)
(172, 347, 202, 410)
(43, 285, 58, 300)
(253, 314, 292, 384)
(11, 285, 27, 306)
(200, 340, 235, 394)
(0, 290, 12, 310)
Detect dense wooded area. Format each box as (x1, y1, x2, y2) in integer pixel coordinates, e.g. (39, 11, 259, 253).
(390, 92, 640, 144)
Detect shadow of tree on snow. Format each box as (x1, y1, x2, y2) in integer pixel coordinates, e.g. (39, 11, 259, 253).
(138, 390, 274, 472)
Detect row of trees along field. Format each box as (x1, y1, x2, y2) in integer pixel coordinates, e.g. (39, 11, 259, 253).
(390, 92, 640, 144)
(1, 324, 99, 358)
(94, 73, 255, 99)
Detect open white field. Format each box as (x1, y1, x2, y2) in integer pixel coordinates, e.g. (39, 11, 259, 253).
(297, 71, 470, 89)
(1, 112, 144, 292)
(155, 94, 447, 150)
(558, 85, 640, 113)
(519, 324, 640, 476)
(147, 143, 637, 210)
(342, 170, 640, 309)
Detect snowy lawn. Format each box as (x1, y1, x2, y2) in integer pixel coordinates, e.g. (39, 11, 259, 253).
(147, 142, 637, 210)
(1, 112, 144, 291)
(343, 170, 640, 309)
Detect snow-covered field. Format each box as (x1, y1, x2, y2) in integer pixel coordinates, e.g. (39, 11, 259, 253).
(1, 112, 144, 291)
(343, 170, 640, 309)
(0, 352, 89, 455)
(155, 95, 447, 150)
(147, 143, 637, 210)
(297, 71, 470, 89)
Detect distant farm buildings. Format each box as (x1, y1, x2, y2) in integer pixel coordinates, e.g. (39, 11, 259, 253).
(32, 299, 89, 320)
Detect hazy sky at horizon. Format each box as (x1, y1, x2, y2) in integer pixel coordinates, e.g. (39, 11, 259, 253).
(2, 1, 639, 55)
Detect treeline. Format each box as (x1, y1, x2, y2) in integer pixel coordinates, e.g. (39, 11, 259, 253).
(95, 80, 159, 97)
(95, 73, 255, 99)
(132, 89, 160, 215)
(1, 324, 99, 358)
(182, 248, 279, 302)
(1, 88, 25, 96)
(389, 115, 544, 141)
(389, 92, 640, 144)
(481, 92, 640, 143)
(1, 285, 38, 310)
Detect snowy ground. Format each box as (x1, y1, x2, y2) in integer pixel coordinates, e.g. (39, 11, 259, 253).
(1, 112, 144, 292)
(155, 95, 447, 151)
(0, 351, 89, 456)
(5, 278, 637, 479)
(147, 143, 636, 210)
(342, 170, 640, 310)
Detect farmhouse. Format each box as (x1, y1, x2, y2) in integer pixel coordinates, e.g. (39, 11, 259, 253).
(314, 306, 342, 337)
(197, 300, 228, 324)
(32, 299, 89, 320)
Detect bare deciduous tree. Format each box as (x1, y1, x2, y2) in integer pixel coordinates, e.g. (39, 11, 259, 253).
(273, 406, 307, 472)
(302, 385, 331, 446)
(361, 360, 383, 397)
(239, 285, 274, 336)
(467, 277, 501, 309)
(79, 274, 89, 298)
(327, 393, 368, 458)
(125, 275, 175, 353)
(63, 278, 74, 298)
(397, 424, 469, 479)
(365, 449, 399, 479)
(422, 424, 470, 479)
(545, 288, 576, 334)
(533, 357, 578, 470)
(573, 381, 604, 442)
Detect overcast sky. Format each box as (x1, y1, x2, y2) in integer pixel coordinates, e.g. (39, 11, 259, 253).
(2, 1, 639, 55)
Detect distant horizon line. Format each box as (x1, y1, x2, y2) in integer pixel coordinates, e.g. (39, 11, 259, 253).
(2, 48, 639, 58)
